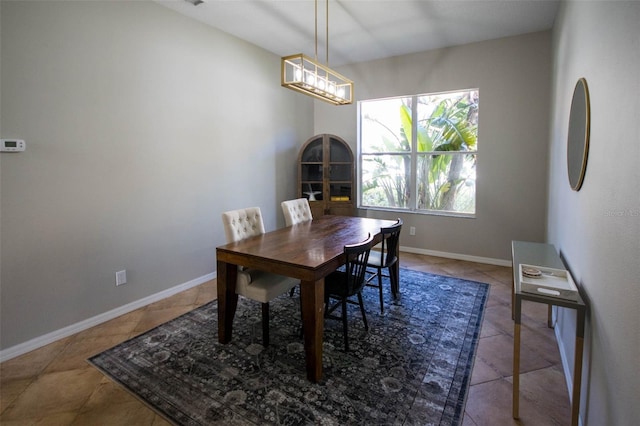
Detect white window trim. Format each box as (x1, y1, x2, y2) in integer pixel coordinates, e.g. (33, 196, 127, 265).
(357, 90, 478, 218)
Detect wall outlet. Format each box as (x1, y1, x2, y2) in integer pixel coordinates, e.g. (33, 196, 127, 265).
(409, 226, 416, 236)
(115, 270, 127, 286)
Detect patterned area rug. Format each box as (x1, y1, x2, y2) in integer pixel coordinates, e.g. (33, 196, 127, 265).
(89, 269, 488, 425)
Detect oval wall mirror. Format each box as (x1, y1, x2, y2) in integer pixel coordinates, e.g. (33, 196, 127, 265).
(567, 78, 591, 191)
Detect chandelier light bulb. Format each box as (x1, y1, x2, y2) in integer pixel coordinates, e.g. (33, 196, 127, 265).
(305, 72, 316, 86)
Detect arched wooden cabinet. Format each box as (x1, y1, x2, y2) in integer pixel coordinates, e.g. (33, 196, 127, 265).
(298, 134, 355, 218)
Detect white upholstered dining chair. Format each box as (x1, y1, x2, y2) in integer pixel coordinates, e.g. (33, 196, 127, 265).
(281, 198, 313, 227)
(280, 198, 313, 297)
(221, 207, 298, 346)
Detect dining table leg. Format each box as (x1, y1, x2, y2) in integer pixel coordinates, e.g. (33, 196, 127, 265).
(300, 278, 325, 382)
(391, 259, 400, 297)
(217, 260, 238, 344)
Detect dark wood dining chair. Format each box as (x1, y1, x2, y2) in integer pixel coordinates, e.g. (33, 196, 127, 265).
(324, 234, 375, 352)
(365, 218, 403, 314)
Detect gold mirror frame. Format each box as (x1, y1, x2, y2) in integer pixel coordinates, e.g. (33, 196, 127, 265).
(567, 78, 591, 191)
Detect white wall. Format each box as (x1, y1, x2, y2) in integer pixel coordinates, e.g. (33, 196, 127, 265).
(0, 1, 313, 350)
(548, 1, 640, 424)
(314, 32, 552, 261)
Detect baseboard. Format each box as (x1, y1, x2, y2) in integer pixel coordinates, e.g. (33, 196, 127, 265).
(555, 322, 573, 398)
(0, 249, 506, 363)
(399, 246, 512, 267)
(553, 308, 585, 426)
(0, 272, 216, 363)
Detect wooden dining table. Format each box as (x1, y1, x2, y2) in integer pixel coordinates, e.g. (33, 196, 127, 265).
(216, 214, 398, 382)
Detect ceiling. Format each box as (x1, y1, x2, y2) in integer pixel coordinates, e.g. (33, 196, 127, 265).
(157, 0, 560, 67)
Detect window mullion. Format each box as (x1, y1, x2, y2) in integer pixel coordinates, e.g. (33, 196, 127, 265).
(410, 96, 418, 211)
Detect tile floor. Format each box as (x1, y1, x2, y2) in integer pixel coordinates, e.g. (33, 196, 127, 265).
(0, 252, 571, 425)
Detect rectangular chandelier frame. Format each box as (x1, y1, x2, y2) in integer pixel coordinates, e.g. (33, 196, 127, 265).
(281, 53, 353, 106)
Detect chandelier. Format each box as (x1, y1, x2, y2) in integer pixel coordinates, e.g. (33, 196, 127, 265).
(281, 0, 353, 105)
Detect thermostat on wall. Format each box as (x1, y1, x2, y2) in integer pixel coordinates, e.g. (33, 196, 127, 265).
(1, 139, 26, 152)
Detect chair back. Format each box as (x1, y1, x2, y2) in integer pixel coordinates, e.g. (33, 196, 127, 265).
(380, 218, 403, 267)
(344, 234, 376, 295)
(281, 198, 313, 226)
(221, 207, 265, 243)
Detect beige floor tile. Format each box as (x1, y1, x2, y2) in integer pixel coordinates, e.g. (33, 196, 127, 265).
(521, 300, 553, 327)
(133, 306, 197, 334)
(195, 280, 217, 305)
(74, 310, 145, 340)
(0, 252, 571, 425)
(466, 375, 570, 426)
(482, 267, 513, 287)
(152, 415, 174, 425)
(471, 270, 509, 288)
(0, 338, 71, 381)
(0, 411, 79, 425)
(461, 411, 479, 425)
(0, 377, 32, 413)
(147, 288, 199, 310)
(437, 259, 478, 275)
(482, 303, 517, 336)
(484, 283, 512, 308)
(1, 367, 103, 421)
(470, 355, 502, 385)
(516, 364, 571, 423)
(74, 380, 158, 425)
(519, 323, 562, 364)
(479, 320, 502, 339)
(81, 379, 137, 408)
(44, 334, 131, 374)
(453, 270, 496, 285)
(475, 334, 551, 377)
(465, 378, 524, 425)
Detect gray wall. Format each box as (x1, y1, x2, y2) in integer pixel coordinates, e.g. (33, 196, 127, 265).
(548, 1, 640, 424)
(314, 32, 552, 261)
(4, 8, 638, 425)
(0, 1, 312, 350)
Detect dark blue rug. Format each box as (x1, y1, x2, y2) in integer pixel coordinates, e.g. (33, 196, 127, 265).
(89, 269, 488, 425)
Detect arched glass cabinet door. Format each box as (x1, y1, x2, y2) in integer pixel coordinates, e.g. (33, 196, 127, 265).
(328, 136, 353, 202)
(298, 134, 354, 217)
(567, 78, 591, 191)
(300, 137, 323, 201)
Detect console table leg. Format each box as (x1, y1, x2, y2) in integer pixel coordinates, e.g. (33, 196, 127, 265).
(571, 336, 584, 425)
(511, 268, 515, 321)
(513, 322, 521, 419)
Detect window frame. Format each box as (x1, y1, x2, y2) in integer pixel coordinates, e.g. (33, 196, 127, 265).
(357, 89, 478, 218)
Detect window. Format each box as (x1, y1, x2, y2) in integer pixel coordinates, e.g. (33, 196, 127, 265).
(358, 89, 478, 216)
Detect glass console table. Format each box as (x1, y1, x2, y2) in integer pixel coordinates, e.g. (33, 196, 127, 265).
(511, 240, 587, 426)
